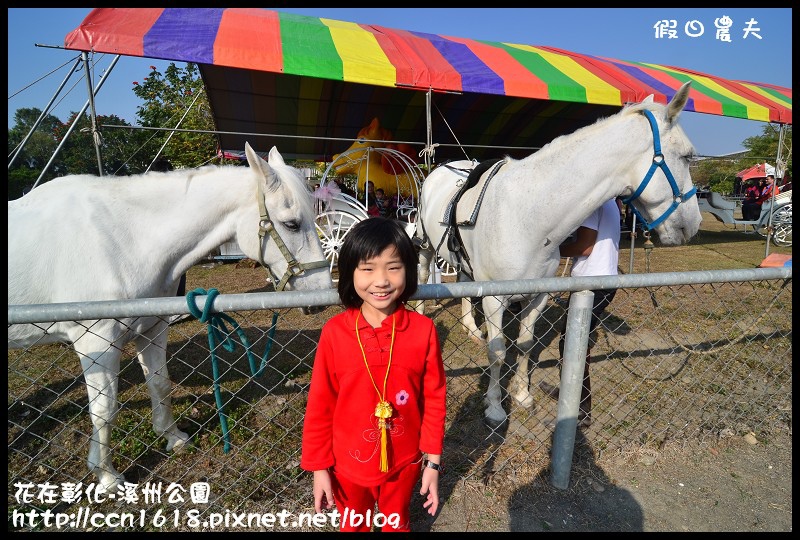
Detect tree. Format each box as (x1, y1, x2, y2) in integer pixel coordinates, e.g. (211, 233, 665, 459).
(8, 106, 142, 198)
(690, 158, 740, 194)
(689, 123, 792, 195)
(8, 107, 63, 170)
(130, 63, 218, 169)
(8, 62, 223, 200)
(8, 107, 68, 199)
(742, 123, 792, 180)
(58, 112, 140, 176)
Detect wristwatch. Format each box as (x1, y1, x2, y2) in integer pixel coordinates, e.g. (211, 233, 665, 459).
(423, 458, 444, 474)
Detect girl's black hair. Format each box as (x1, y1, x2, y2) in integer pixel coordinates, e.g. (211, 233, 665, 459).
(337, 217, 418, 309)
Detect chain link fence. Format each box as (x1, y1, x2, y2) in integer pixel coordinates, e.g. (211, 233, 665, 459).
(8, 268, 792, 531)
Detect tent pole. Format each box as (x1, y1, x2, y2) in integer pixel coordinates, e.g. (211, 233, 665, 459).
(32, 55, 120, 190)
(146, 88, 204, 173)
(9, 55, 83, 170)
(425, 89, 433, 173)
(628, 213, 637, 274)
(764, 123, 787, 258)
(82, 51, 105, 176)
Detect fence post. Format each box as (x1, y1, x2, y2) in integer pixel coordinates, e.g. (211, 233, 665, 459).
(550, 289, 594, 490)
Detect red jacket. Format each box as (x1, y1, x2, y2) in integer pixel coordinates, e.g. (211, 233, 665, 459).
(743, 184, 760, 203)
(300, 305, 446, 486)
(756, 183, 778, 204)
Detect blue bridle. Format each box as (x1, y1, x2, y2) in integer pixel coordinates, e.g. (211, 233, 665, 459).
(621, 109, 697, 231)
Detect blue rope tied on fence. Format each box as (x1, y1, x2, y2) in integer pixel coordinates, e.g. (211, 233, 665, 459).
(185, 287, 279, 454)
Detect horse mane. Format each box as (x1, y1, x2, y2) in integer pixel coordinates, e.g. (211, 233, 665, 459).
(621, 97, 662, 116)
(124, 160, 315, 216)
(506, 97, 668, 168)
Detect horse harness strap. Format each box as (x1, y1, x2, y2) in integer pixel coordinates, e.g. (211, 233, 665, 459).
(255, 183, 329, 291)
(622, 109, 697, 231)
(442, 158, 506, 280)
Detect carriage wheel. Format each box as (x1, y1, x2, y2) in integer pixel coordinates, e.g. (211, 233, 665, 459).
(315, 211, 361, 278)
(770, 204, 792, 247)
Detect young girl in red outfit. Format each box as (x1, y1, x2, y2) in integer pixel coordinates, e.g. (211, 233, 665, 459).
(301, 217, 446, 532)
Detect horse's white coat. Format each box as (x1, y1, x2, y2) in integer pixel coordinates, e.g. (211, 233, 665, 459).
(415, 83, 702, 423)
(8, 143, 332, 489)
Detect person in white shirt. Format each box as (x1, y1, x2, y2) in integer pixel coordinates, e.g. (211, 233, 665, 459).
(540, 198, 621, 427)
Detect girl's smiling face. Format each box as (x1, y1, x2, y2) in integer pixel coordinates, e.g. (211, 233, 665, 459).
(354, 245, 406, 322)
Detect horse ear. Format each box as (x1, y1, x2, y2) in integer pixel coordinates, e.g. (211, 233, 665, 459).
(667, 81, 692, 124)
(245, 142, 279, 191)
(244, 141, 259, 164)
(267, 146, 286, 167)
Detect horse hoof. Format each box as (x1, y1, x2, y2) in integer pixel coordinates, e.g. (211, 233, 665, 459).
(96, 471, 126, 493)
(166, 431, 190, 453)
(509, 376, 532, 406)
(484, 404, 507, 425)
(514, 393, 536, 410)
(483, 415, 507, 429)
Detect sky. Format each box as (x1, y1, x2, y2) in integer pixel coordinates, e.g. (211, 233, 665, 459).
(7, 7, 792, 158)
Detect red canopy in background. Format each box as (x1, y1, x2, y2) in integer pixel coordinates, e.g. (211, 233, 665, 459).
(736, 162, 775, 181)
(734, 162, 792, 194)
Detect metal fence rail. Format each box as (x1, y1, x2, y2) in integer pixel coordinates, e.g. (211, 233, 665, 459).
(8, 267, 792, 531)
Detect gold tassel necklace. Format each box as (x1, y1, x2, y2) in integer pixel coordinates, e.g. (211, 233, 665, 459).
(355, 309, 396, 473)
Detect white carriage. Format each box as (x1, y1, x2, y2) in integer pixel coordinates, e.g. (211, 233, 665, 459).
(313, 145, 454, 279)
(696, 189, 792, 247)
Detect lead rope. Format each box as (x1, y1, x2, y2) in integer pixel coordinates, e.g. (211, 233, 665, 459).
(186, 288, 279, 453)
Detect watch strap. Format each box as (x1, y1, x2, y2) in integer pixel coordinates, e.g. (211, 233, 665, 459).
(423, 458, 444, 474)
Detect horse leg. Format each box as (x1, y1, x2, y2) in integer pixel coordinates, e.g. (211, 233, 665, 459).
(508, 293, 549, 409)
(414, 245, 434, 314)
(461, 295, 484, 345)
(482, 295, 509, 424)
(454, 270, 484, 344)
(74, 339, 126, 491)
(135, 320, 190, 453)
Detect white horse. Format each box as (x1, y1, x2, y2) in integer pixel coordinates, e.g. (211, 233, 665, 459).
(415, 82, 702, 424)
(8, 143, 332, 490)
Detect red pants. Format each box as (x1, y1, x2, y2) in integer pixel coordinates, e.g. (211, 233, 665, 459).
(331, 460, 421, 532)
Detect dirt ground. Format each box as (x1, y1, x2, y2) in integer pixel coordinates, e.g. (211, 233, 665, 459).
(9, 212, 790, 533)
(411, 431, 792, 532)
(410, 214, 793, 533)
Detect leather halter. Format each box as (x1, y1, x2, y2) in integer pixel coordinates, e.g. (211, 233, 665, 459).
(254, 181, 329, 291)
(622, 109, 697, 231)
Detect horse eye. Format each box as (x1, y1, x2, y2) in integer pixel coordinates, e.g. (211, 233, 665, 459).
(283, 220, 301, 232)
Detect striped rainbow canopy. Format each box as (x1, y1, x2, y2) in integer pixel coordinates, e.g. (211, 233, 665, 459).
(65, 8, 792, 161)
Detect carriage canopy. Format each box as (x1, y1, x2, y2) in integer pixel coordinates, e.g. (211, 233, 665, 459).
(64, 8, 793, 161)
(737, 162, 777, 181)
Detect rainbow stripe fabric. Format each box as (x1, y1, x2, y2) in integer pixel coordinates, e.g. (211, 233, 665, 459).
(65, 8, 791, 124)
(64, 8, 791, 161)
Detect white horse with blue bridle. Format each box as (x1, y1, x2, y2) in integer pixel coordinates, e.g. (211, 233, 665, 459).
(8, 143, 332, 490)
(415, 82, 702, 424)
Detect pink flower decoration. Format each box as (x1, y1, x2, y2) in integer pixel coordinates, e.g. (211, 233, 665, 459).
(312, 183, 341, 204)
(395, 390, 409, 406)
